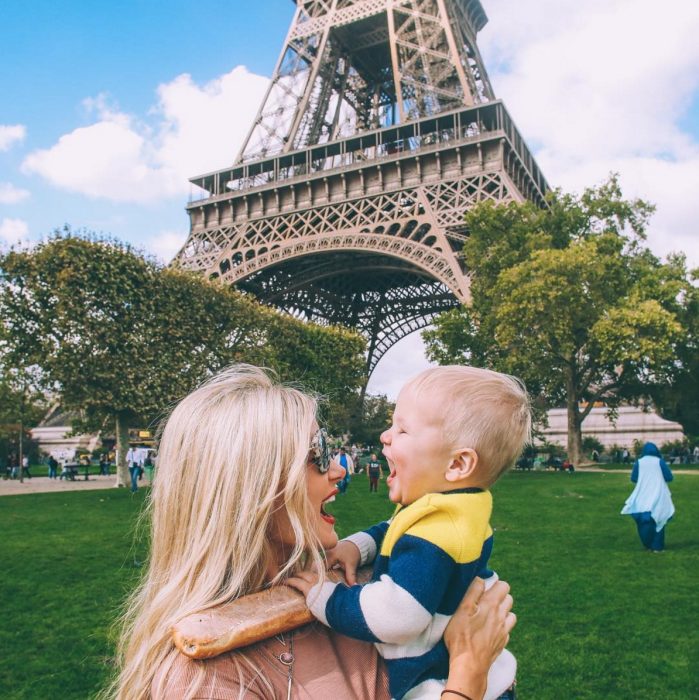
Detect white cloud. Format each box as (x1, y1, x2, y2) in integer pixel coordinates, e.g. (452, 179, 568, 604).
(0, 182, 30, 204)
(368, 331, 435, 400)
(22, 119, 180, 203)
(478, 0, 699, 267)
(0, 218, 29, 246)
(147, 229, 188, 264)
(0, 125, 26, 151)
(21, 67, 269, 203)
(153, 67, 269, 178)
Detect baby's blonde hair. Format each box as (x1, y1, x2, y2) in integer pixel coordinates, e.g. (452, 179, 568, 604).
(106, 365, 325, 700)
(406, 365, 531, 486)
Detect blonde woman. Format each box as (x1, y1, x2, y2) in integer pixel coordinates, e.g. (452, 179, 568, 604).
(108, 365, 515, 699)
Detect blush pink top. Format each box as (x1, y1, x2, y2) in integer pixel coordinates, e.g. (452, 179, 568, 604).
(152, 622, 390, 699)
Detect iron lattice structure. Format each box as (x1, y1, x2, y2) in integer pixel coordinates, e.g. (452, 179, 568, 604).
(176, 0, 548, 375)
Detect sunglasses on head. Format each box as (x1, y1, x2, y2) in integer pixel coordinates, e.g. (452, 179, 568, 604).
(309, 427, 331, 473)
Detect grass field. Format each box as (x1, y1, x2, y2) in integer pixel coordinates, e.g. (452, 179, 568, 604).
(1, 471, 697, 699)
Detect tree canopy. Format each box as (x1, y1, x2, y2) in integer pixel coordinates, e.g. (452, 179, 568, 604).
(0, 230, 366, 483)
(424, 176, 694, 462)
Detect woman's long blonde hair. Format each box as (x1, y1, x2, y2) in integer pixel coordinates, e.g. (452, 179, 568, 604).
(106, 365, 326, 699)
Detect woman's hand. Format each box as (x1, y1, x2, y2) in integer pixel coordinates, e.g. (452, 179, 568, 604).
(442, 578, 516, 699)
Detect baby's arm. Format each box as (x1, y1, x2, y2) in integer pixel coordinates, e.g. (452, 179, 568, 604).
(290, 532, 456, 645)
(325, 520, 389, 585)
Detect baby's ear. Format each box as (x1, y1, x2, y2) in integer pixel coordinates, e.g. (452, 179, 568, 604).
(444, 449, 478, 483)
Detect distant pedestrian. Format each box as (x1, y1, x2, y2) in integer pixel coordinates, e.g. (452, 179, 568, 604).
(367, 453, 382, 492)
(48, 455, 59, 479)
(99, 453, 110, 476)
(338, 446, 355, 475)
(127, 447, 140, 493)
(336, 447, 352, 494)
(21, 455, 32, 478)
(621, 448, 630, 464)
(621, 442, 674, 552)
(144, 454, 155, 484)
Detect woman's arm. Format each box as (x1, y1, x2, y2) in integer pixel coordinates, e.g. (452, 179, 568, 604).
(442, 578, 516, 700)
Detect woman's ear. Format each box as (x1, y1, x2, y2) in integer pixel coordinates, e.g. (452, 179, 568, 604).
(445, 448, 479, 483)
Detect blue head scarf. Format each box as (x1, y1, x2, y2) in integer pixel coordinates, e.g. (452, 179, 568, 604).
(640, 442, 662, 458)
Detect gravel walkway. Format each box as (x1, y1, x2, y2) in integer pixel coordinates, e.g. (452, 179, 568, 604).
(3, 467, 695, 498)
(0, 474, 141, 496)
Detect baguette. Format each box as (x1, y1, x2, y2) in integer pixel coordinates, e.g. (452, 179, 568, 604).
(172, 567, 371, 659)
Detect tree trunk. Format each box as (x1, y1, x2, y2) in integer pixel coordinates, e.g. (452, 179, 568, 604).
(18, 416, 24, 484)
(565, 368, 583, 465)
(114, 412, 130, 488)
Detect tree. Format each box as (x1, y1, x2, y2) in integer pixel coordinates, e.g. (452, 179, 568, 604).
(645, 279, 699, 438)
(0, 232, 258, 484)
(423, 176, 691, 464)
(0, 366, 47, 471)
(0, 254, 49, 480)
(0, 230, 368, 483)
(349, 393, 394, 448)
(262, 311, 367, 434)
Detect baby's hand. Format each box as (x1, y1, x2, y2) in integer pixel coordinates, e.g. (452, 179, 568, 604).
(325, 540, 361, 585)
(286, 570, 320, 597)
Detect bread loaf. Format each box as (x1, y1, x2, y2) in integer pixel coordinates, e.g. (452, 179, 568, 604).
(172, 567, 371, 659)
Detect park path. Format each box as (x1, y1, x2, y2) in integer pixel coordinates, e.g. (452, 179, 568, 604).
(0, 474, 137, 496)
(575, 466, 698, 475)
(2, 467, 696, 498)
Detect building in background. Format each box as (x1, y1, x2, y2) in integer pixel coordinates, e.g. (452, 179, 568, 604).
(541, 406, 684, 451)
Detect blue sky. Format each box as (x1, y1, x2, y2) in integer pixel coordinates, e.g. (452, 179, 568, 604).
(2, 0, 699, 397)
(0, 0, 293, 256)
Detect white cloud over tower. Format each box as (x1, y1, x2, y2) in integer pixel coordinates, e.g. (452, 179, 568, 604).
(480, 0, 699, 267)
(21, 67, 268, 204)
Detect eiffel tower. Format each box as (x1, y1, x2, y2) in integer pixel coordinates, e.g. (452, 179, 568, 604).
(176, 0, 548, 380)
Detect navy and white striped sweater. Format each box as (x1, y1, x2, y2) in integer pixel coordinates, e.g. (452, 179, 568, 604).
(307, 488, 496, 700)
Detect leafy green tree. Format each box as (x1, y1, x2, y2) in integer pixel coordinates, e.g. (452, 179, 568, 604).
(262, 311, 367, 434)
(0, 232, 272, 484)
(645, 280, 699, 438)
(1, 230, 368, 483)
(424, 176, 691, 464)
(350, 393, 394, 448)
(0, 366, 48, 469)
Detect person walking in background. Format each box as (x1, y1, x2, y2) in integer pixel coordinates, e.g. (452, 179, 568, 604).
(621, 442, 674, 552)
(126, 446, 140, 493)
(7, 454, 18, 479)
(367, 452, 382, 492)
(336, 447, 352, 494)
(47, 454, 59, 479)
(21, 455, 32, 479)
(144, 453, 155, 484)
(337, 445, 354, 474)
(99, 453, 110, 476)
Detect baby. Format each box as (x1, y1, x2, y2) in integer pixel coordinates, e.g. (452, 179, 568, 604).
(289, 365, 531, 700)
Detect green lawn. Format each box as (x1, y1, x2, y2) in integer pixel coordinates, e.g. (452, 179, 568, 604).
(0, 472, 697, 699)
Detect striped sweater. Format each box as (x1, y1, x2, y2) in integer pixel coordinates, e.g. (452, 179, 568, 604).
(307, 488, 498, 700)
